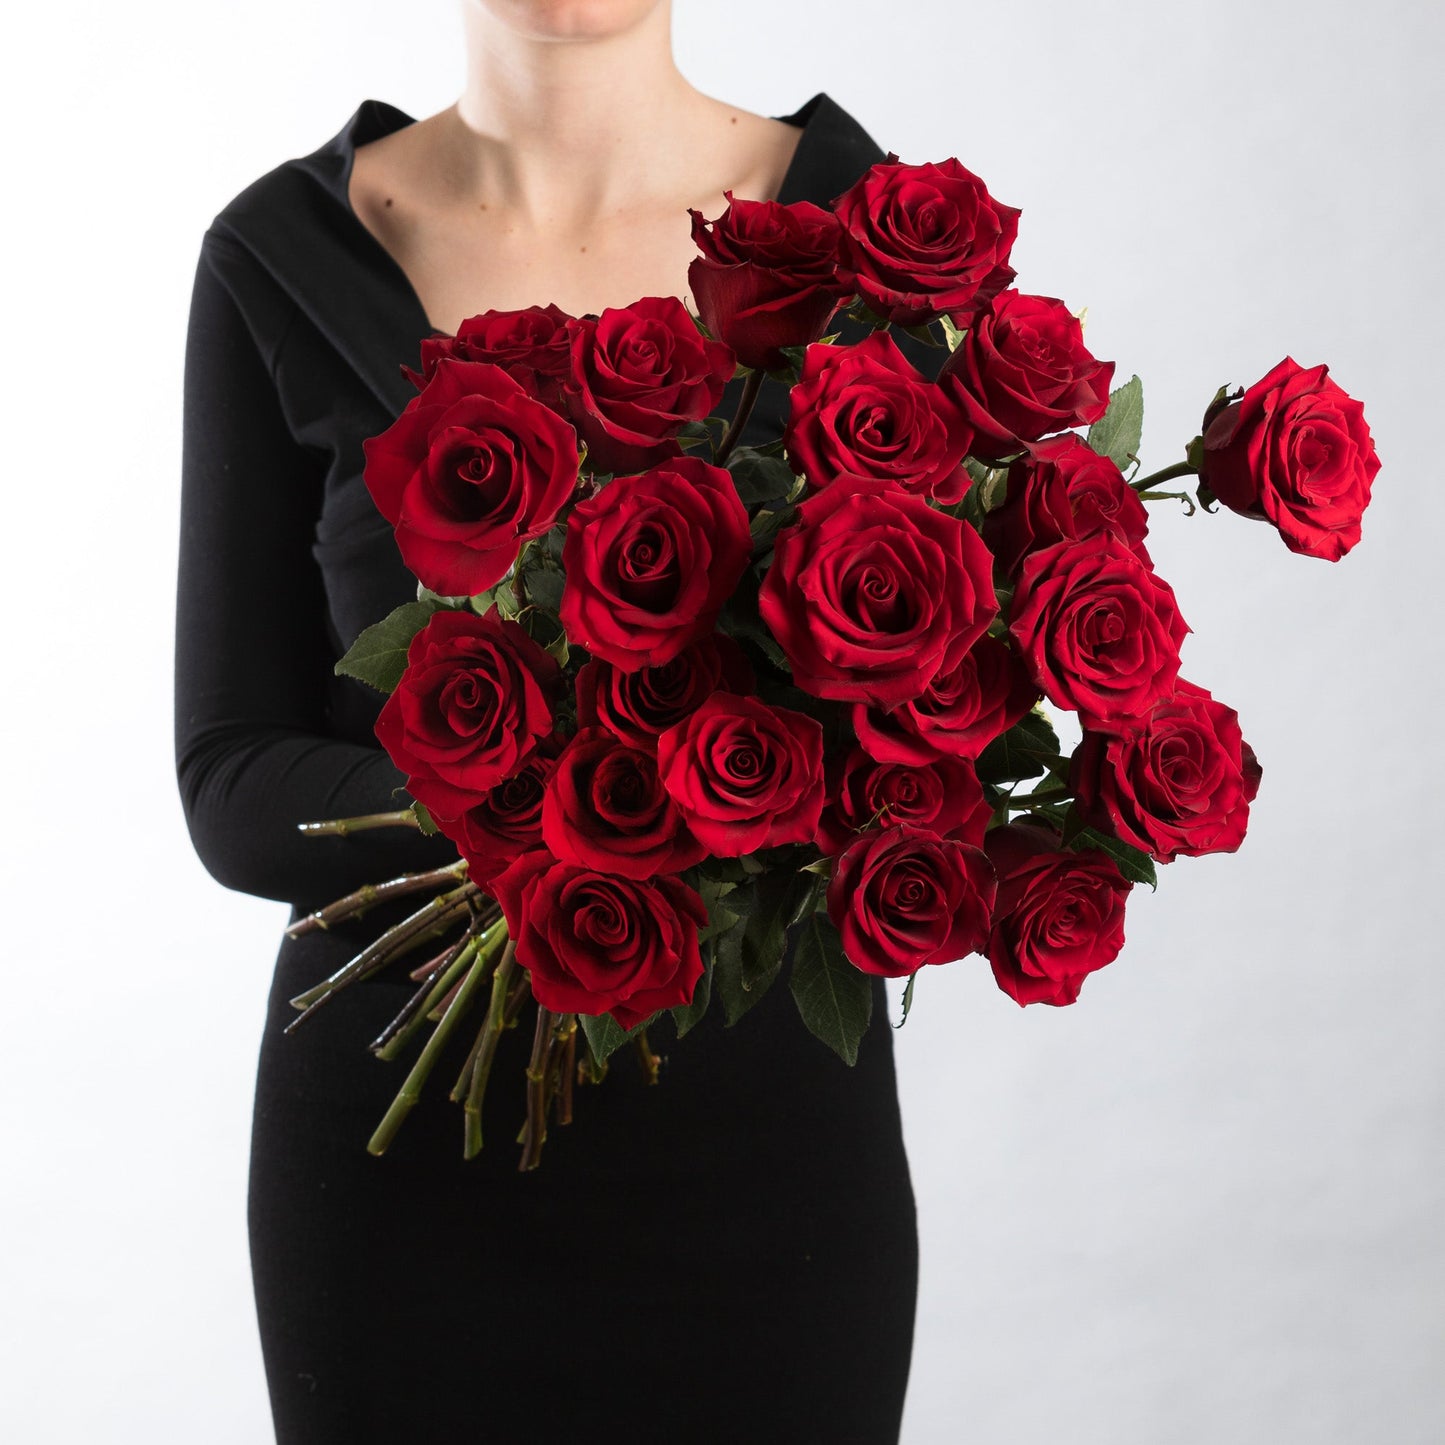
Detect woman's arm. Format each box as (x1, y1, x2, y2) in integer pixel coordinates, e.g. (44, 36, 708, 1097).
(174, 231, 457, 909)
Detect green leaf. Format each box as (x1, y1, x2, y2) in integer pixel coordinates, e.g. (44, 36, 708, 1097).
(789, 913, 873, 1065)
(670, 942, 714, 1039)
(1068, 825, 1158, 890)
(940, 315, 966, 352)
(727, 447, 798, 507)
(524, 566, 565, 613)
(710, 915, 757, 1026)
(894, 970, 918, 1029)
(896, 320, 944, 348)
(975, 710, 1064, 786)
(334, 600, 440, 693)
(1087, 374, 1144, 470)
(411, 800, 439, 837)
(577, 1007, 661, 1063)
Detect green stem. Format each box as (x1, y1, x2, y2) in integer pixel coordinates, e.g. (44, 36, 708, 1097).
(714, 368, 763, 467)
(458, 939, 517, 1160)
(372, 932, 482, 1063)
(1129, 460, 1197, 493)
(296, 809, 420, 837)
(518, 1001, 556, 1171)
(285, 859, 472, 938)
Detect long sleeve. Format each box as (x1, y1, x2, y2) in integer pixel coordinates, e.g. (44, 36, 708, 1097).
(174, 231, 458, 909)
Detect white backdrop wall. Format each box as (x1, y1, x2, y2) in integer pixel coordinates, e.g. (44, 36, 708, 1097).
(3, 2, 1440, 1441)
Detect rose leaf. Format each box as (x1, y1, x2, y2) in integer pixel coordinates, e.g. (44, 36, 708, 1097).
(1087, 374, 1145, 470)
(789, 912, 873, 1066)
(334, 600, 441, 694)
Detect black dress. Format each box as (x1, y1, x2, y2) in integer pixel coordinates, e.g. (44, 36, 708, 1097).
(176, 91, 924, 1444)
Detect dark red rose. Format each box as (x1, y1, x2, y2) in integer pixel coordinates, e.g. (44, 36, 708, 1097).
(575, 632, 756, 751)
(984, 433, 1152, 576)
(984, 818, 1132, 1007)
(852, 634, 1041, 765)
(540, 725, 707, 879)
(374, 608, 564, 822)
(655, 692, 825, 855)
(562, 296, 735, 475)
(1198, 356, 1381, 561)
(1070, 679, 1263, 862)
(488, 849, 707, 1028)
(401, 303, 575, 410)
(826, 821, 996, 978)
(816, 745, 990, 856)
(449, 731, 566, 885)
(758, 475, 999, 710)
(559, 455, 752, 670)
(832, 155, 1021, 326)
(687, 192, 846, 371)
(937, 291, 1115, 461)
(361, 356, 582, 596)
(783, 331, 972, 504)
(1009, 535, 1189, 725)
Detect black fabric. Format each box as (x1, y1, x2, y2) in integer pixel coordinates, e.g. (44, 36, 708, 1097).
(176, 92, 926, 1443)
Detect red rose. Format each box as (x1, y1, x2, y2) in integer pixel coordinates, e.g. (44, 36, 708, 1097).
(361, 357, 583, 596)
(832, 155, 1021, 326)
(826, 821, 996, 978)
(687, 192, 846, 371)
(559, 455, 753, 670)
(449, 731, 565, 885)
(938, 291, 1115, 461)
(1009, 535, 1189, 725)
(562, 296, 735, 475)
(758, 475, 999, 709)
(1198, 356, 1381, 561)
(541, 725, 708, 879)
(783, 331, 972, 504)
(401, 303, 574, 410)
(816, 745, 990, 856)
(852, 634, 1041, 765)
(374, 608, 563, 822)
(1070, 679, 1263, 862)
(984, 433, 1152, 576)
(984, 818, 1131, 1007)
(655, 692, 825, 855)
(488, 849, 707, 1028)
(575, 632, 756, 751)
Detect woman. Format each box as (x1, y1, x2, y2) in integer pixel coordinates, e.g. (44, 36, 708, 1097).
(176, 3, 933, 1439)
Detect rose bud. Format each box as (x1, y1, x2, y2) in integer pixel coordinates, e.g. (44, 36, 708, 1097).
(1070, 680, 1263, 862)
(937, 290, 1115, 461)
(832, 154, 1021, 326)
(826, 821, 997, 978)
(401, 302, 575, 411)
(575, 632, 756, 752)
(361, 356, 582, 596)
(562, 296, 735, 475)
(983, 432, 1152, 576)
(489, 849, 708, 1029)
(559, 455, 752, 671)
(1197, 356, 1381, 561)
(815, 745, 990, 856)
(686, 191, 847, 371)
(984, 818, 1132, 1007)
(784, 330, 973, 504)
(1008, 534, 1190, 725)
(758, 475, 998, 710)
(541, 725, 708, 879)
(655, 692, 826, 855)
(373, 608, 564, 823)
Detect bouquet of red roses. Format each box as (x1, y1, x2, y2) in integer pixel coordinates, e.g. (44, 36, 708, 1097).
(285, 154, 1381, 1170)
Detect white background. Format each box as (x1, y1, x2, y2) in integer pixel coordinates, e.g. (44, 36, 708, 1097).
(3, 2, 1442, 1440)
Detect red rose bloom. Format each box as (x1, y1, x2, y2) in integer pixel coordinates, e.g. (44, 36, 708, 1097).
(655, 692, 826, 855)
(541, 725, 708, 879)
(559, 455, 753, 670)
(938, 290, 1115, 461)
(758, 475, 999, 710)
(783, 331, 972, 504)
(1070, 679, 1263, 862)
(815, 745, 990, 856)
(984, 433, 1152, 576)
(575, 632, 756, 751)
(361, 357, 583, 596)
(488, 849, 708, 1028)
(401, 303, 574, 410)
(852, 634, 1041, 766)
(1009, 535, 1189, 725)
(832, 155, 1021, 326)
(1198, 356, 1381, 561)
(826, 821, 996, 978)
(563, 296, 735, 475)
(984, 818, 1132, 1007)
(450, 731, 565, 885)
(687, 192, 846, 371)
(374, 608, 564, 823)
